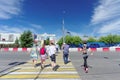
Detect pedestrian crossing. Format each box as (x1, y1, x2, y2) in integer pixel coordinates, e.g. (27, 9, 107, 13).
(0, 52, 81, 80)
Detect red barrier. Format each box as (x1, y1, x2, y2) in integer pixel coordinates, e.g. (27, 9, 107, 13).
(78, 48, 81, 52)
(116, 48, 120, 52)
(103, 48, 109, 52)
(4, 48, 9, 51)
(1, 47, 120, 52)
(22, 48, 27, 51)
(13, 48, 18, 51)
(90, 48, 97, 52)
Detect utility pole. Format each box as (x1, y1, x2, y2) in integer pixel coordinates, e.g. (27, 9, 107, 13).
(62, 11, 65, 44)
(62, 19, 65, 44)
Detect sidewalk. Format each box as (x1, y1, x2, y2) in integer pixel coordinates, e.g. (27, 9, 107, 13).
(0, 52, 81, 80)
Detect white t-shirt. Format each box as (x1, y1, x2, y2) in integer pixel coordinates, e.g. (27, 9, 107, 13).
(48, 45, 56, 56)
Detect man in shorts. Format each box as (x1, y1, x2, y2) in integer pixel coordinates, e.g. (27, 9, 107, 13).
(48, 42, 56, 71)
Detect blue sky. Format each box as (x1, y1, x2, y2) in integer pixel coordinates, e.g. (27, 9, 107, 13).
(0, 0, 120, 39)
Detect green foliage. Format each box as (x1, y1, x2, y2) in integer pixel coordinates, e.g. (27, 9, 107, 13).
(65, 35, 73, 44)
(44, 38, 50, 45)
(14, 38, 19, 47)
(57, 34, 120, 47)
(20, 30, 33, 47)
(57, 35, 82, 47)
(98, 36, 107, 43)
(72, 36, 82, 46)
(98, 34, 120, 44)
(57, 37, 63, 48)
(87, 37, 97, 42)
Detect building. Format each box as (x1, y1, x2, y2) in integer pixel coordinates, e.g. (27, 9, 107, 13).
(0, 33, 20, 44)
(34, 33, 56, 46)
(0, 33, 56, 44)
(36, 33, 55, 41)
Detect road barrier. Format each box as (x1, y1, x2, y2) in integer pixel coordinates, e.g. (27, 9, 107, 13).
(0, 47, 120, 52)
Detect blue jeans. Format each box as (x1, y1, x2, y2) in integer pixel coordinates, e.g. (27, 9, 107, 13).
(63, 54, 69, 64)
(83, 54, 88, 68)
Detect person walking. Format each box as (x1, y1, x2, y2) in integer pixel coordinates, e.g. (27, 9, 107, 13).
(81, 43, 89, 73)
(30, 44, 38, 67)
(48, 42, 56, 71)
(39, 44, 47, 69)
(62, 43, 69, 64)
(55, 43, 59, 53)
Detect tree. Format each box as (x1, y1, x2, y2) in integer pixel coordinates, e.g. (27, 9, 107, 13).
(98, 34, 120, 47)
(72, 36, 82, 46)
(57, 35, 82, 47)
(87, 37, 97, 42)
(57, 37, 63, 48)
(14, 38, 19, 47)
(65, 35, 73, 44)
(20, 30, 33, 47)
(44, 38, 50, 45)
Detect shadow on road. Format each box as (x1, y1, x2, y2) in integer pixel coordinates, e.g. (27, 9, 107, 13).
(34, 63, 56, 80)
(0, 61, 27, 76)
(0, 68, 21, 77)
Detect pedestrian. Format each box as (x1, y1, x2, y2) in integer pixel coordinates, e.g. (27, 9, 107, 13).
(48, 42, 57, 71)
(81, 43, 89, 73)
(55, 43, 59, 53)
(62, 43, 69, 64)
(30, 43, 38, 67)
(39, 44, 47, 69)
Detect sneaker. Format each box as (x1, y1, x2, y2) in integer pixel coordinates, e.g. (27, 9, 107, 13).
(52, 66, 57, 71)
(85, 68, 88, 73)
(84, 67, 86, 71)
(41, 65, 44, 69)
(52, 67, 55, 71)
(34, 65, 36, 68)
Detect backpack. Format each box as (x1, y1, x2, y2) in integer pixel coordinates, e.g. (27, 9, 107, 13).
(40, 47, 46, 55)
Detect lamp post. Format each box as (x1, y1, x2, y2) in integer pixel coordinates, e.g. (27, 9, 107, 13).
(62, 19, 65, 44)
(66, 31, 71, 36)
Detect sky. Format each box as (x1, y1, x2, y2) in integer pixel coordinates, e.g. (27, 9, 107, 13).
(0, 0, 120, 39)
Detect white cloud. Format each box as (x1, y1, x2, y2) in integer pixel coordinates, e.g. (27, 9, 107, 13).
(30, 24, 42, 29)
(0, 25, 36, 33)
(98, 20, 120, 34)
(91, 0, 120, 35)
(92, 0, 120, 24)
(0, 0, 24, 19)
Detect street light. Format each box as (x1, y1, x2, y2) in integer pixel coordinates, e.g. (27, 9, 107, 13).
(66, 31, 71, 36)
(62, 18, 65, 44)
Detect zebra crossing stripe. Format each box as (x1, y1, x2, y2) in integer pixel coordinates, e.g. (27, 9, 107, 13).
(0, 53, 80, 79)
(0, 79, 81, 80)
(0, 74, 80, 79)
(1, 72, 78, 75)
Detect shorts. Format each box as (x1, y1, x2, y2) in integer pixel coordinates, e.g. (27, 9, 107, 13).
(30, 52, 38, 60)
(40, 54, 46, 60)
(83, 53, 88, 58)
(50, 54, 56, 62)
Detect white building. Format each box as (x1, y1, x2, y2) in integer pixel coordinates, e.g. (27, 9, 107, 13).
(36, 33, 55, 42)
(0, 33, 20, 44)
(0, 33, 56, 44)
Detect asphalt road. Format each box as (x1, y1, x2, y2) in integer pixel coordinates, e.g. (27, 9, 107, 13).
(69, 51, 120, 80)
(0, 51, 30, 75)
(1, 51, 120, 80)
